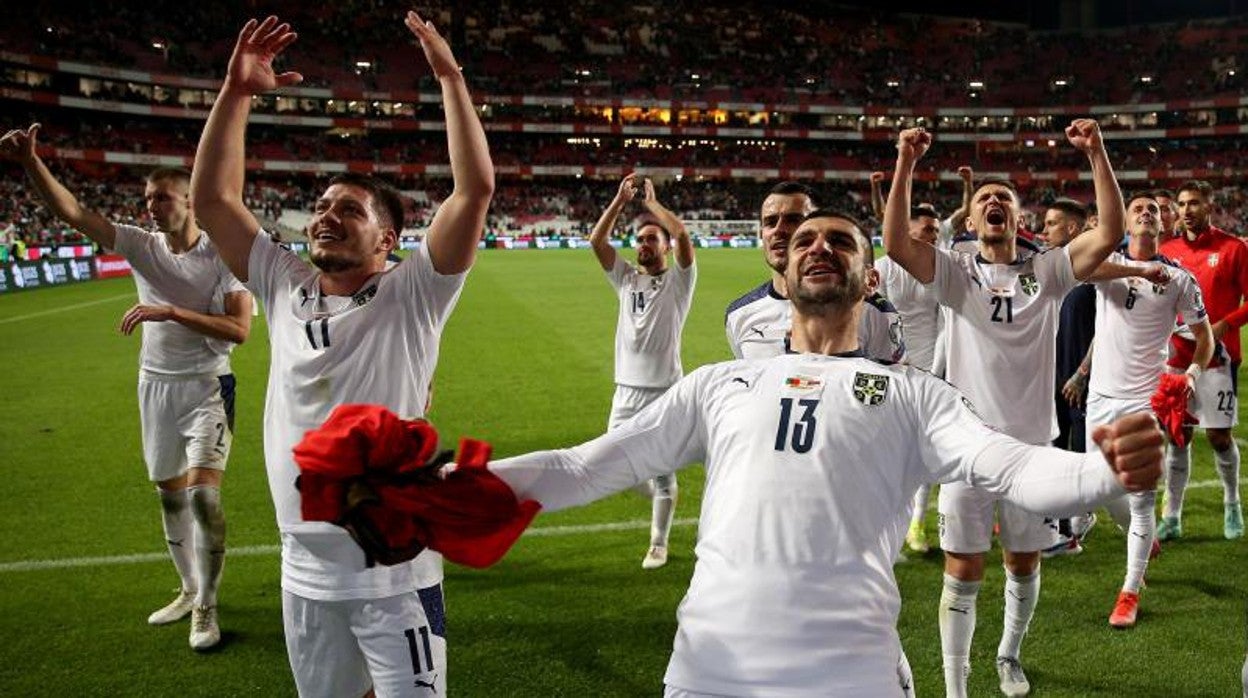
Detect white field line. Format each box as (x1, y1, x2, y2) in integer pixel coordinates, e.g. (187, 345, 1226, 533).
(6, 470, 1246, 574)
(0, 517, 700, 573)
(0, 293, 134, 324)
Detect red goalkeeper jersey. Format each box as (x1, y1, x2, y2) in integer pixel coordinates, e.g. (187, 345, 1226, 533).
(1161, 225, 1248, 363)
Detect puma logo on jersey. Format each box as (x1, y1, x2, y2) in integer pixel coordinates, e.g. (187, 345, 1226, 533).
(413, 674, 439, 692)
(749, 326, 766, 338)
(731, 377, 752, 388)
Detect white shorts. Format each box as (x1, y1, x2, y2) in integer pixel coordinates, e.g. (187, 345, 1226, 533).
(938, 478, 1058, 555)
(138, 373, 235, 482)
(1167, 363, 1238, 429)
(1086, 393, 1152, 431)
(608, 384, 669, 430)
(283, 585, 447, 698)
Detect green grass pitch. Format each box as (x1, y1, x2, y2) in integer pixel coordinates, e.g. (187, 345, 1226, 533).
(1, 247, 1245, 696)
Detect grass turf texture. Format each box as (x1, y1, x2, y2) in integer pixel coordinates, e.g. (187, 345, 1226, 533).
(0, 247, 1244, 696)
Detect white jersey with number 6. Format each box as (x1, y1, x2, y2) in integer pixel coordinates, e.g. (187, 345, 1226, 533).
(247, 234, 464, 601)
(1090, 253, 1207, 400)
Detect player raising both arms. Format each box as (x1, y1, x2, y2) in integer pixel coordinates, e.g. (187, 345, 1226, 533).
(588, 173, 695, 569)
(884, 121, 1138, 697)
(191, 12, 493, 696)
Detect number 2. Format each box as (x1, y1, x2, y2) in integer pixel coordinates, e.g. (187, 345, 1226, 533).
(990, 296, 1013, 323)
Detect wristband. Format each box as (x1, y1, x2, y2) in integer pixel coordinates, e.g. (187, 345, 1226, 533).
(1185, 364, 1203, 380)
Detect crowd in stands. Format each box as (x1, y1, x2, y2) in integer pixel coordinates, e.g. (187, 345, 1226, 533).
(4, 161, 1245, 251)
(3, 1, 1246, 108)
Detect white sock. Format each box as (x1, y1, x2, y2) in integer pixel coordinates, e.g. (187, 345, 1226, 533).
(1164, 443, 1191, 519)
(1105, 495, 1131, 531)
(1215, 443, 1241, 504)
(997, 568, 1039, 660)
(189, 485, 226, 608)
(910, 484, 931, 527)
(158, 488, 196, 593)
(940, 574, 980, 698)
(1123, 491, 1155, 594)
(650, 474, 677, 548)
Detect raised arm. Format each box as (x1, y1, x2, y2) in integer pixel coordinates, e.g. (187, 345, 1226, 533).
(191, 16, 303, 282)
(869, 171, 886, 221)
(588, 175, 636, 271)
(1062, 119, 1125, 280)
(1, 124, 116, 249)
(945, 165, 974, 240)
(1083, 260, 1170, 284)
(406, 11, 494, 275)
(883, 128, 936, 283)
(642, 178, 693, 269)
(119, 289, 254, 344)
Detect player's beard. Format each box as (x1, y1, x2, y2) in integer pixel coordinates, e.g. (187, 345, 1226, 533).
(790, 264, 866, 309)
(310, 248, 364, 273)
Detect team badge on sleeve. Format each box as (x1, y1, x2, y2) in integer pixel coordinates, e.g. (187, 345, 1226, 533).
(852, 373, 890, 406)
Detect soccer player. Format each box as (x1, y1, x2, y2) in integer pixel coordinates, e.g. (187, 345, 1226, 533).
(588, 173, 695, 569)
(876, 205, 946, 553)
(1046, 199, 1098, 556)
(486, 210, 1164, 697)
(0, 125, 251, 651)
(191, 13, 493, 696)
(883, 122, 1127, 698)
(872, 165, 975, 245)
(1158, 179, 1248, 540)
(1078, 193, 1212, 628)
(1153, 188, 1180, 238)
(725, 182, 905, 363)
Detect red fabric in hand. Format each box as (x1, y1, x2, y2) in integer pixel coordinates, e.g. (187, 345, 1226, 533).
(1150, 373, 1197, 448)
(294, 404, 541, 568)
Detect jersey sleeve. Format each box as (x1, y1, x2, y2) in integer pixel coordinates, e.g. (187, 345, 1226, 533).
(110, 224, 153, 272)
(392, 241, 468, 329)
(1037, 246, 1078, 296)
(246, 231, 312, 311)
(725, 309, 745, 360)
(927, 246, 967, 308)
(489, 368, 710, 511)
(916, 372, 1127, 514)
(605, 254, 632, 291)
(1178, 272, 1208, 326)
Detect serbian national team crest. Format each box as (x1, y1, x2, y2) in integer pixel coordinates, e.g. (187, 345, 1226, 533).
(1019, 274, 1040, 296)
(1208, 253, 1220, 268)
(852, 372, 890, 406)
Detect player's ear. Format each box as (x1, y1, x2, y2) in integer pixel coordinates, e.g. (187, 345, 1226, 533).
(379, 227, 397, 253)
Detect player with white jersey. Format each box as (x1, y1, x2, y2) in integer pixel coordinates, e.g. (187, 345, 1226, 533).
(0, 126, 251, 652)
(726, 181, 905, 363)
(487, 211, 1164, 697)
(877, 205, 947, 554)
(883, 122, 1133, 697)
(1079, 193, 1213, 628)
(589, 174, 695, 570)
(192, 14, 493, 696)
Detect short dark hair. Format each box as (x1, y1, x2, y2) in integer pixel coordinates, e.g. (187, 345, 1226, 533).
(762, 181, 817, 210)
(1125, 191, 1159, 209)
(1047, 198, 1087, 223)
(328, 173, 406, 231)
(802, 208, 874, 264)
(1150, 188, 1176, 201)
(1177, 180, 1213, 202)
(973, 178, 1021, 202)
(634, 216, 671, 242)
(147, 167, 191, 188)
(910, 204, 939, 220)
